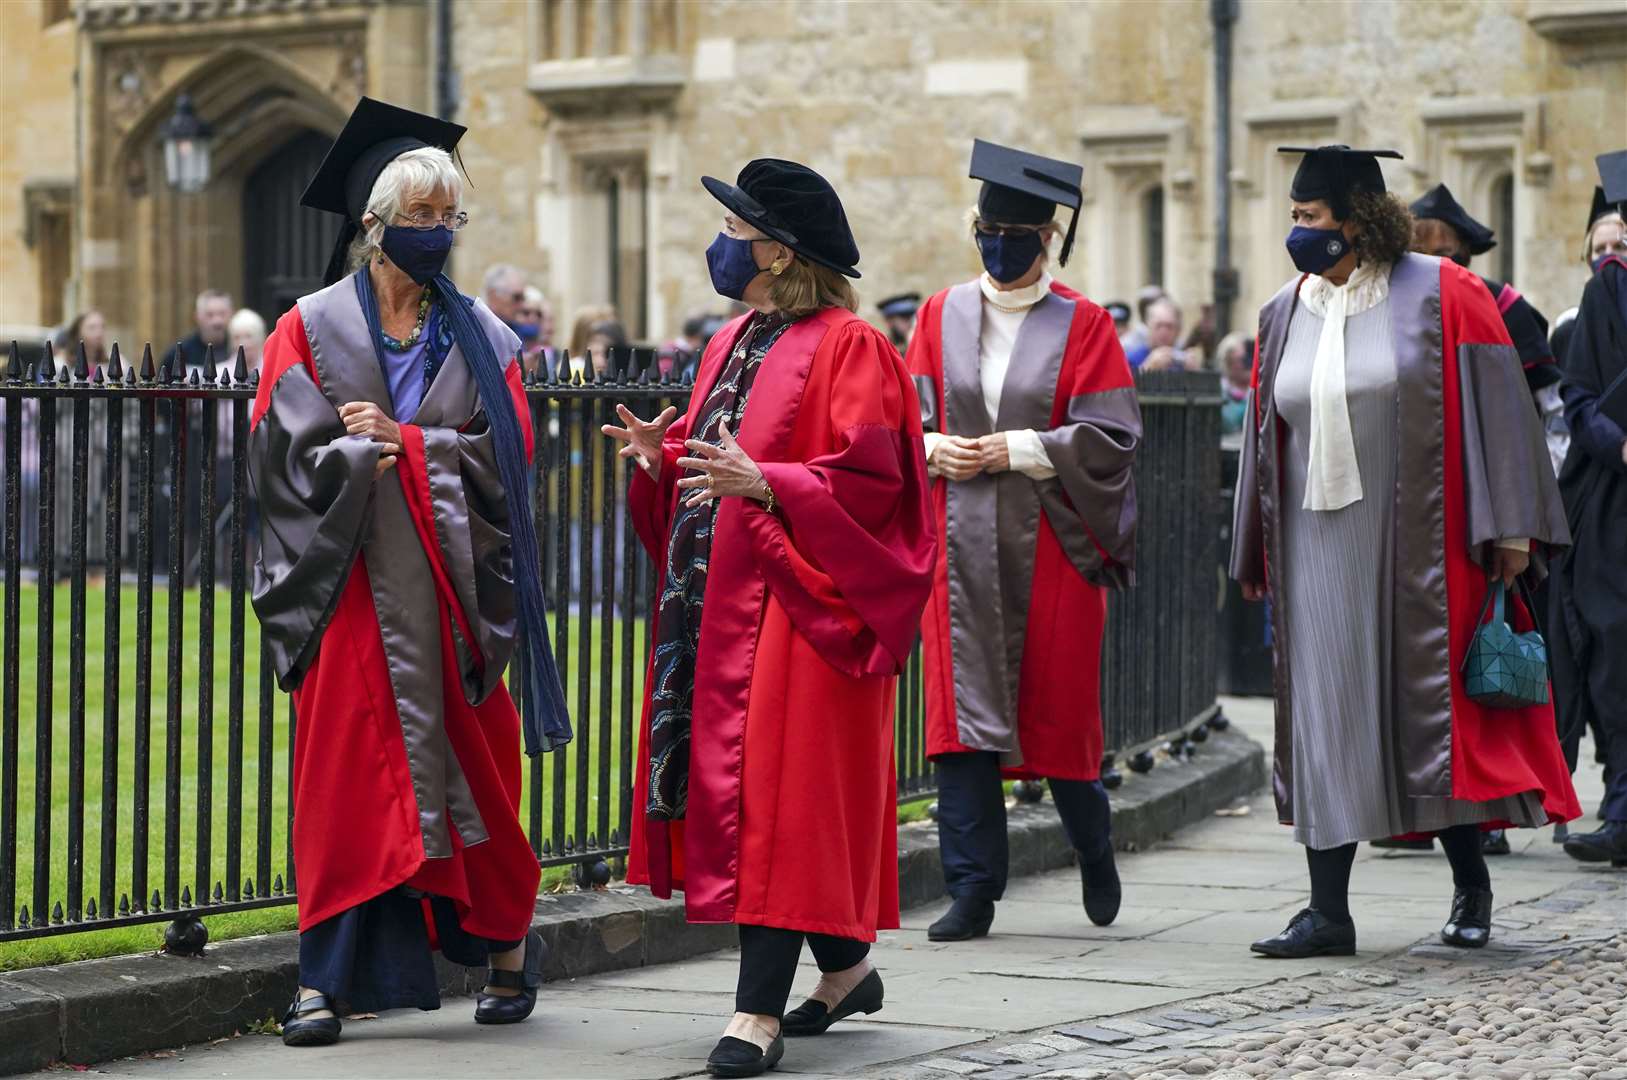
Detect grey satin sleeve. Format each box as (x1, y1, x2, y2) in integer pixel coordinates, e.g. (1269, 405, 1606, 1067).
(421, 413, 517, 705)
(1034, 385, 1142, 587)
(1229, 388, 1266, 584)
(1457, 343, 1572, 566)
(912, 374, 940, 433)
(249, 364, 381, 689)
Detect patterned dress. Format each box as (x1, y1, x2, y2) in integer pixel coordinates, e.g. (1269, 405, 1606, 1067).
(646, 312, 793, 819)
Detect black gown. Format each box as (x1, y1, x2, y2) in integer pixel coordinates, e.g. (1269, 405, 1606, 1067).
(1549, 256, 1627, 819)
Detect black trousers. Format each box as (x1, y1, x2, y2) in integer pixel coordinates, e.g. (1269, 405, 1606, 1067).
(735, 925, 870, 1017)
(935, 750, 1112, 902)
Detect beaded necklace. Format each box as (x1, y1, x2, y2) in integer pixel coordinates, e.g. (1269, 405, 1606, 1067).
(380, 288, 433, 351)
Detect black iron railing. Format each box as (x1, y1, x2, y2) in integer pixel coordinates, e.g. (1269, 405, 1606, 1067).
(0, 341, 1220, 947)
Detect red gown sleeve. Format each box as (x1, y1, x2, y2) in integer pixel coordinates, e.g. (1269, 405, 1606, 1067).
(745, 320, 937, 677)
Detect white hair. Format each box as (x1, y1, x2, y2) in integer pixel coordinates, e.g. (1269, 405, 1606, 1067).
(484, 263, 525, 296)
(346, 146, 463, 272)
(228, 308, 265, 341)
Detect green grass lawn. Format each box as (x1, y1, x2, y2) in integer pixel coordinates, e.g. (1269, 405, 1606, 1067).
(2, 580, 645, 971)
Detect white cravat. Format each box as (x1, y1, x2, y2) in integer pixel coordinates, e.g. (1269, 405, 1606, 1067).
(1298, 261, 1389, 511)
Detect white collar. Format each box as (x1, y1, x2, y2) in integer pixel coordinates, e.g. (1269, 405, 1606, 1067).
(1300, 260, 1390, 319)
(980, 272, 1053, 313)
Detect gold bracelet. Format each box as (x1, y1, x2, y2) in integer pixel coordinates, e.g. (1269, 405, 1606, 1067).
(760, 481, 777, 514)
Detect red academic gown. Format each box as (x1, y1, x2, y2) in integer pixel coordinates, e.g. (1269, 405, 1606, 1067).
(624, 308, 936, 940)
(252, 301, 540, 940)
(910, 280, 1141, 782)
(1231, 255, 1581, 828)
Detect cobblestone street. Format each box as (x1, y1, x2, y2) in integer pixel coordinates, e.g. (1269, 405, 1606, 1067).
(43, 700, 1624, 1080)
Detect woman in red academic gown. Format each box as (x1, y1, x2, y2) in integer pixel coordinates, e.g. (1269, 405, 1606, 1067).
(250, 98, 570, 1046)
(604, 159, 934, 1078)
(1231, 145, 1578, 960)
(908, 141, 1141, 943)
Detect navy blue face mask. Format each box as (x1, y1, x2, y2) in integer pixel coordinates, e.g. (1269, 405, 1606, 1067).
(380, 224, 454, 285)
(1285, 225, 1350, 275)
(1592, 253, 1623, 275)
(511, 321, 541, 341)
(707, 233, 767, 301)
(976, 229, 1046, 284)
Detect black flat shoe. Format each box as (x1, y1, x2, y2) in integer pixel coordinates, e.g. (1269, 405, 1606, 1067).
(782, 968, 883, 1036)
(706, 1033, 784, 1078)
(927, 897, 995, 941)
(474, 928, 546, 1025)
(1481, 829, 1511, 856)
(1081, 850, 1121, 927)
(1562, 822, 1627, 866)
(281, 991, 342, 1047)
(1371, 837, 1435, 851)
(1250, 907, 1356, 958)
(1441, 887, 1493, 948)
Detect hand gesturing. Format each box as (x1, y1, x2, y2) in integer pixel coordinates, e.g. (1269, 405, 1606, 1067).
(675, 423, 768, 509)
(602, 404, 679, 479)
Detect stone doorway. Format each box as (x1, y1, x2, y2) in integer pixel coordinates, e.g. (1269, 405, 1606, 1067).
(242, 129, 344, 325)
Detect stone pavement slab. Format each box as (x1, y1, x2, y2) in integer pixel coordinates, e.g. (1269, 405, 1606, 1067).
(34, 698, 1619, 1080)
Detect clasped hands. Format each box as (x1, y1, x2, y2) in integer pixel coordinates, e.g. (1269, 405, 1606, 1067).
(601, 404, 769, 508)
(339, 401, 402, 479)
(930, 433, 1012, 481)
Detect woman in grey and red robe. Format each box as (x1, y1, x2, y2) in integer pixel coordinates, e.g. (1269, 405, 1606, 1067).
(1231, 146, 1579, 961)
(250, 98, 569, 1046)
(910, 141, 1140, 943)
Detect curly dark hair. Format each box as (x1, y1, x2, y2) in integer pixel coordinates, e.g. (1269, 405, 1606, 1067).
(1347, 190, 1414, 268)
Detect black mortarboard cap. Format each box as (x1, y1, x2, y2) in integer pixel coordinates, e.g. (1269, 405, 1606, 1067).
(1409, 183, 1496, 255)
(877, 292, 921, 318)
(1279, 145, 1403, 220)
(969, 139, 1084, 266)
(300, 97, 467, 284)
(1588, 149, 1627, 233)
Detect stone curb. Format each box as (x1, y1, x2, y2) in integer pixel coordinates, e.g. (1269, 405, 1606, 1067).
(0, 726, 1264, 1074)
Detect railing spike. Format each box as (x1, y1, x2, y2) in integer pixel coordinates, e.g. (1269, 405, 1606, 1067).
(42, 339, 56, 381)
(159, 351, 174, 385)
(273, 874, 284, 896)
(75, 339, 90, 380)
(57, 355, 71, 383)
(5, 339, 19, 381)
(51, 901, 63, 924)
(234, 344, 248, 383)
(125, 364, 136, 385)
(187, 367, 200, 387)
(587, 831, 598, 849)
(541, 839, 551, 856)
(93, 364, 105, 385)
(249, 367, 260, 386)
(18, 905, 29, 927)
(181, 885, 193, 907)
(213, 881, 223, 902)
(87, 897, 97, 918)
(151, 889, 162, 912)
(140, 343, 155, 382)
(119, 894, 130, 916)
(218, 367, 230, 387)
(108, 341, 123, 381)
(203, 341, 217, 381)
(244, 878, 254, 899)
(25, 361, 38, 384)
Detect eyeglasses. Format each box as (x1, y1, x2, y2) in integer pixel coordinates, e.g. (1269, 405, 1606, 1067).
(396, 210, 470, 232)
(974, 220, 1045, 239)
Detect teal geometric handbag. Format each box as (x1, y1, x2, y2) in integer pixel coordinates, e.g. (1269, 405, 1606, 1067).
(1462, 581, 1549, 709)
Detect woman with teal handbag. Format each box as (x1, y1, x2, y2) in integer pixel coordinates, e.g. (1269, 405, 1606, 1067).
(1229, 147, 1582, 963)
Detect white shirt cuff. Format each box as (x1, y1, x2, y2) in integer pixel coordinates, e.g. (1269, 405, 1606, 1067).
(1494, 537, 1530, 552)
(923, 432, 946, 477)
(1006, 429, 1057, 480)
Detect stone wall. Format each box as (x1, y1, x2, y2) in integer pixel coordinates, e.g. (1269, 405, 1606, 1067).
(2, 0, 1622, 347)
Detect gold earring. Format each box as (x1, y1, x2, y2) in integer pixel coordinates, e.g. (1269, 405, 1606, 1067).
(770, 260, 787, 276)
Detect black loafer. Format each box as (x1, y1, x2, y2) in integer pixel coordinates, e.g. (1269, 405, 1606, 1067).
(1081, 850, 1122, 927)
(1563, 822, 1627, 866)
(1441, 887, 1493, 948)
(1481, 829, 1511, 856)
(1250, 907, 1356, 958)
(707, 1032, 784, 1078)
(281, 991, 342, 1047)
(927, 897, 995, 941)
(1371, 837, 1435, 851)
(474, 928, 546, 1025)
(782, 968, 883, 1036)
